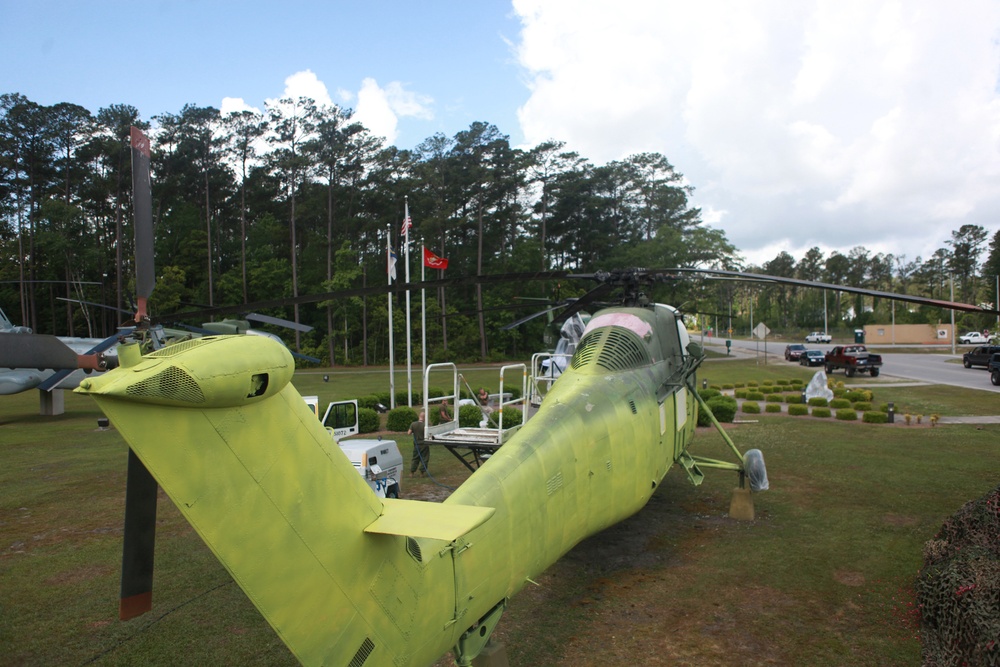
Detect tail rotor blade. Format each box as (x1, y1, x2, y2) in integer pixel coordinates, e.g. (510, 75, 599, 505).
(119, 448, 158, 620)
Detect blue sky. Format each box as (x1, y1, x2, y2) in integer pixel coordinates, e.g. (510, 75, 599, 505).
(5, 1, 1000, 270)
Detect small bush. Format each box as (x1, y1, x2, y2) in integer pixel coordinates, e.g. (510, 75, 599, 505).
(698, 388, 722, 401)
(808, 397, 829, 407)
(845, 389, 874, 402)
(358, 408, 381, 433)
(852, 401, 873, 412)
(734, 382, 746, 389)
(862, 411, 888, 424)
(706, 395, 737, 423)
(812, 407, 832, 418)
(832, 388, 847, 398)
(747, 380, 759, 387)
(459, 404, 485, 428)
(762, 380, 774, 387)
(395, 390, 422, 407)
(788, 404, 809, 416)
(830, 398, 852, 409)
(734, 389, 748, 399)
(836, 408, 858, 421)
(357, 395, 382, 411)
(776, 379, 789, 386)
(784, 393, 803, 404)
(386, 407, 418, 431)
(709, 384, 722, 391)
(746, 391, 766, 401)
(742, 401, 761, 414)
(760, 385, 779, 394)
(765, 403, 782, 413)
(722, 383, 734, 390)
(497, 406, 524, 427)
(766, 394, 784, 403)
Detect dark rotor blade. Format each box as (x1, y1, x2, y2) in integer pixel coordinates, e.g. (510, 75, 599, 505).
(159, 271, 571, 324)
(550, 283, 614, 325)
(131, 127, 155, 310)
(502, 303, 570, 330)
(0, 335, 79, 369)
(36, 334, 122, 391)
(666, 267, 1000, 316)
(119, 448, 158, 621)
(290, 350, 321, 364)
(245, 313, 313, 333)
(57, 296, 132, 316)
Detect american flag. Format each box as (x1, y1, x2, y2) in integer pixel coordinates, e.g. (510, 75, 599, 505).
(400, 215, 412, 236)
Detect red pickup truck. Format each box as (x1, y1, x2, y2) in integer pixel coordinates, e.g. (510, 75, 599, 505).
(825, 345, 882, 377)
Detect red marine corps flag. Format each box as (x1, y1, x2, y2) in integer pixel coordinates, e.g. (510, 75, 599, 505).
(423, 246, 449, 270)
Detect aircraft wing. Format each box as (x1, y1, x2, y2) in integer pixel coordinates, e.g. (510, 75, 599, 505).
(364, 499, 495, 541)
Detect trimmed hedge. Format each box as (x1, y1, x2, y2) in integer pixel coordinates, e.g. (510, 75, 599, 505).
(852, 401, 873, 412)
(698, 388, 722, 401)
(358, 408, 380, 433)
(386, 406, 418, 431)
(709, 396, 737, 422)
(765, 403, 782, 413)
(863, 411, 889, 424)
(812, 407, 832, 418)
(784, 393, 803, 404)
(746, 391, 766, 401)
(742, 401, 761, 414)
(836, 408, 859, 421)
(735, 389, 749, 399)
(788, 404, 809, 416)
(766, 394, 784, 403)
(459, 404, 486, 428)
(830, 398, 852, 409)
(808, 397, 829, 407)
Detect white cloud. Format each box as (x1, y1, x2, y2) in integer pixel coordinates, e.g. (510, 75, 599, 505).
(353, 77, 434, 144)
(512, 0, 1000, 265)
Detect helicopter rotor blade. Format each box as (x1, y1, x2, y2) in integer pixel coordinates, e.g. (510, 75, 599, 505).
(119, 448, 158, 620)
(131, 127, 155, 322)
(245, 313, 314, 333)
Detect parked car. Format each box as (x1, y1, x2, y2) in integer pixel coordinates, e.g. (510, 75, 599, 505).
(962, 345, 1000, 368)
(805, 331, 832, 343)
(784, 343, 806, 361)
(959, 331, 990, 345)
(799, 349, 825, 366)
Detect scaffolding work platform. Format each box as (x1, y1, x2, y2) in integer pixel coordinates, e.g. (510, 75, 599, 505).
(421, 362, 529, 472)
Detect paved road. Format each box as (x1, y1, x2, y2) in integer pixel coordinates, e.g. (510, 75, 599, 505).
(700, 335, 1000, 393)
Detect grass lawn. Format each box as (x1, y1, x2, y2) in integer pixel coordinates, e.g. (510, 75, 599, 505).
(1, 360, 998, 665)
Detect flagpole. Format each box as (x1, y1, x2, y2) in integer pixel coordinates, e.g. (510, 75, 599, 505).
(421, 243, 427, 375)
(403, 197, 413, 407)
(386, 226, 395, 409)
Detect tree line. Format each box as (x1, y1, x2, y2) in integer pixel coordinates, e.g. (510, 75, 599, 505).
(2, 91, 996, 365)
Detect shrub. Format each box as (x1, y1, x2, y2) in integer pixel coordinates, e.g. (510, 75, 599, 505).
(862, 411, 888, 424)
(386, 407, 418, 431)
(788, 404, 809, 416)
(459, 404, 485, 428)
(722, 383, 734, 390)
(836, 408, 858, 421)
(709, 384, 722, 391)
(742, 401, 761, 414)
(357, 395, 383, 411)
(830, 398, 852, 409)
(784, 393, 803, 404)
(698, 388, 722, 401)
(832, 388, 847, 398)
(746, 391, 766, 401)
(395, 390, 422, 407)
(808, 397, 828, 407)
(374, 391, 392, 406)
(706, 395, 737, 423)
(852, 401, 873, 412)
(747, 380, 759, 387)
(735, 389, 748, 399)
(358, 408, 380, 433)
(776, 379, 788, 386)
(812, 407, 832, 418)
(734, 382, 746, 389)
(497, 406, 523, 427)
(845, 389, 874, 402)
(765, 403, 782, 413)
(762, 380, 774, 387)
(766, 394, 784, 403)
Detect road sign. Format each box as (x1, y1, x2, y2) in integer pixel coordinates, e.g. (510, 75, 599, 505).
(752, 322, 770, 339)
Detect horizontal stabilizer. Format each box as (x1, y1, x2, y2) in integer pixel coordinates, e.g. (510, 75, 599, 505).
(364, 499, 495, 541)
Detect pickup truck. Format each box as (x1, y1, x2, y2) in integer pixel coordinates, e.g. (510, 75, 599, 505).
(805, 331, 832, 343)
(825, 345, 882, 377)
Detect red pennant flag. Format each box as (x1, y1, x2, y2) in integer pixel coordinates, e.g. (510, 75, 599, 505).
(423, 247, 449, 270)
